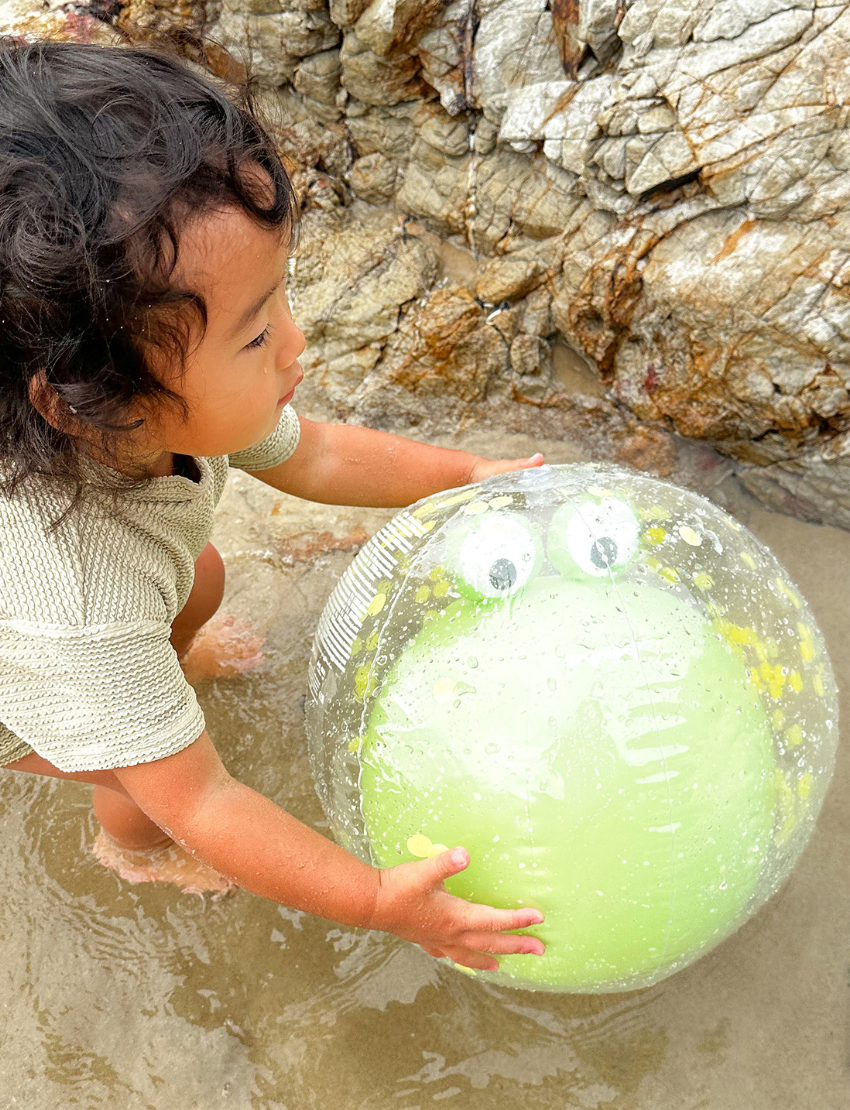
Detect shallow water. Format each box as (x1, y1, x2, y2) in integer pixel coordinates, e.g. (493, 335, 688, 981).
(1, 451, 847, 1110)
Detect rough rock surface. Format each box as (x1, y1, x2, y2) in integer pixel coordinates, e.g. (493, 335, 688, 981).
(3, 0, 850, 526)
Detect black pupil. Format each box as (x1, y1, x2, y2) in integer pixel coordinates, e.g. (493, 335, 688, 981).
(489, 558, 517, 591)
(590, 536, 618, 569)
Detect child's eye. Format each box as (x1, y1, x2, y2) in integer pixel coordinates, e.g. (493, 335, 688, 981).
(245, 325, 271, 351)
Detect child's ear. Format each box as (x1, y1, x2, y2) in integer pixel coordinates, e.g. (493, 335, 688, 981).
(27, 370, 77, 433)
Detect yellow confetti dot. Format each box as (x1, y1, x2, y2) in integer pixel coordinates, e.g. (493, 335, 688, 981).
(488, 495, 514, 509)
(813, 670, 825, 697)
(464, 500, 490, 515)
(739, 551, 756, 569)
(423, 520, 437, 532)
(678, 525, 702, 546)
(366, 630, 381, 651)
(354, 664, 376, 701)
(787, 671, 803, 693)
(746, 669, 763, 695)
(772, 708, 786, 730)
(798, 772, 813, 801)
(347, 736, 362, 753)
(350, 636, 363, 657)
(642, 504, 671, 521)
(433, 580, 450, 598)
(646, 526, 667, 545)
(407, 834, 433, 858)
(453, 964, 478, 977)
(433, 677, 458, 703)
(797, 622, 816, 663)
(412, 489, 476, 517)
(367, 592, 386, 615)
(716, 619, 758, 648)
(760, 661, 785, 701)
(692, 572, 714, 591)
(645, 555, 661, 571)
(659, 566, 680, 584)
(414, 585, 431, 604)
(775, 579, 802, 609)
(429, 566, 447, 582)
(407, 834, 449, 860)
(784, 724, 804, 748)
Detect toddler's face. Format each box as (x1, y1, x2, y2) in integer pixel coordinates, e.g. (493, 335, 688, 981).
(138, 204, 304, 470)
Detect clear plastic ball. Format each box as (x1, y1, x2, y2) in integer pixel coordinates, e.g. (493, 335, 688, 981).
(305, 464, 838, 993)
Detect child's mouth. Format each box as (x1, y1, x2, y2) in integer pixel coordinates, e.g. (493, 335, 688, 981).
(278, 363, 303, 405)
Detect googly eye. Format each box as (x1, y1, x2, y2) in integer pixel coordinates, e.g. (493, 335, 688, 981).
(547, 498, 640, 579)
(449, 512, 542, 600)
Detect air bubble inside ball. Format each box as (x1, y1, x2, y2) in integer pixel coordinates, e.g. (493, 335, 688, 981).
(306, 464, 838, 993)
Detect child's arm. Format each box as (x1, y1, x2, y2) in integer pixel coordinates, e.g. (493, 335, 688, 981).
(247, 417, 544, 506)
(114, 731, 545, 972)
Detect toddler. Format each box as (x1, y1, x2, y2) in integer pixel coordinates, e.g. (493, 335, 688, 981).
(0, 39, 545, 973)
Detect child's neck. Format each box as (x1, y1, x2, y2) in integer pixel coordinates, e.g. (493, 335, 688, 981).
(86, 442, 179, 480)
(146, 451, 176, 478)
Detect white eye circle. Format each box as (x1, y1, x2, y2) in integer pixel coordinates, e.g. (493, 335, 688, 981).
(454, 513, 541, 599)
(548, 498, 640, 579)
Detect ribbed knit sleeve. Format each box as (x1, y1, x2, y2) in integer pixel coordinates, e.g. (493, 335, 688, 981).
(228, 404, 300, 472)
(0, 618, 205, 772)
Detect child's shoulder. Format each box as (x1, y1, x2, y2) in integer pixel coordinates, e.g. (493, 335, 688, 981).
(0, 476, 193, 627)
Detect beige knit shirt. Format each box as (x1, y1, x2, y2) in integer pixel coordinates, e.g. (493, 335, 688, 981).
(0, 405, 300, 773)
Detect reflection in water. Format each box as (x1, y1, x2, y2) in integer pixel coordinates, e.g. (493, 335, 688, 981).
(0, 485, 846, 1109)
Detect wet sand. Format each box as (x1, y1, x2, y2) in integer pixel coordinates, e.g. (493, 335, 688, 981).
(0, 439, 847, 1110)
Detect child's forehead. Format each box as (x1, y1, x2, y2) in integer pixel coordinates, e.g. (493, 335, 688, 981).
(174, 206, 289, 310)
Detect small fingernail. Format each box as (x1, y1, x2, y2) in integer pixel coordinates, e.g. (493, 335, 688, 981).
(529, 913, 544, 925)
(451, 847, 467, 866)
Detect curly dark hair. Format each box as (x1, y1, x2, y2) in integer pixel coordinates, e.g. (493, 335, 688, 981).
(0, 38, 297, 497)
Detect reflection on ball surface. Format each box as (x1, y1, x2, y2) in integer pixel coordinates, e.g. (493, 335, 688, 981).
(306, 464, 838, 992)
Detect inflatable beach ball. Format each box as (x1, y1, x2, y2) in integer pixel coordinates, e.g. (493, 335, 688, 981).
(305, 464, 838, 993)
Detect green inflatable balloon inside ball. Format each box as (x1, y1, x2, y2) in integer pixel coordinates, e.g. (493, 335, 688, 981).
(306, 464, 838, 993)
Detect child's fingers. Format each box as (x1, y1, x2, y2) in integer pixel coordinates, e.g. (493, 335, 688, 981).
(459, 903, 545, 934)
(441, 947, 500, 973)
(420, 944, 447, 959)
(509, 453, 544, 470)
(418, 846, 470, 885)
(493, 454, 545, 476)
(470, 454, 546, 483)
(456, 931, 545, 957)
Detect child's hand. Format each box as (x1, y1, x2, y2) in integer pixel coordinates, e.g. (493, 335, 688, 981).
(468, 452, 545, 484)
(371, 846, 545, 971)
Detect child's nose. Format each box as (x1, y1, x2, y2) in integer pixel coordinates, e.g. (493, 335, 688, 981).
(279, 319, 306, 367)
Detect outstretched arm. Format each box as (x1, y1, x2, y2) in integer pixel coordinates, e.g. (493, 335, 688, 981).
(247, 417, 544, 507)
(115, 731, 545, 972)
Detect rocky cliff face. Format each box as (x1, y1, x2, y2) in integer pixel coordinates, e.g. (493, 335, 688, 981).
(3, 0, 850, 526)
